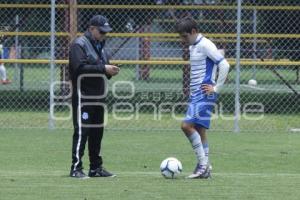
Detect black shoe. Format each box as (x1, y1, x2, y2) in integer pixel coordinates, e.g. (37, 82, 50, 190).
(88, 167, 116, 177)
(70, 169, 89, 179)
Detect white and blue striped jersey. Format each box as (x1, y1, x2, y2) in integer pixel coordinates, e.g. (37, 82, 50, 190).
(189, 34, 225, 93)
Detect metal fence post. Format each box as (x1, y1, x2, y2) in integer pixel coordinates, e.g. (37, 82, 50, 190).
(49, 0, 56, 130)
(252, 1, 257, 80)
(234, 0, 242, 133)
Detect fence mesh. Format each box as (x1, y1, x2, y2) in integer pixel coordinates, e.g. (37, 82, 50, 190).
(0, 0, 299, 131)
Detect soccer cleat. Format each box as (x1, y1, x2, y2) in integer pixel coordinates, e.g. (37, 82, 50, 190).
(186, 163, 211, 179)
(88, 167, 116, 178)
(70, 169, 89, 179)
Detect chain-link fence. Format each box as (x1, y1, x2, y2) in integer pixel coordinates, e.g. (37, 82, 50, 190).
(0, 0, 299, 132)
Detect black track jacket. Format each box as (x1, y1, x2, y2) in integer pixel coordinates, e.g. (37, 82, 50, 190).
(69, 31, 111, 99)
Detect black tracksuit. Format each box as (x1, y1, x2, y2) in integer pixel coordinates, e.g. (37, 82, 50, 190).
(69, 31, 111, 171)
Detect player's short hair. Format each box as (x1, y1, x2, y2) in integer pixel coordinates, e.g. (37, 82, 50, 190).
(175, 17, 198, 34)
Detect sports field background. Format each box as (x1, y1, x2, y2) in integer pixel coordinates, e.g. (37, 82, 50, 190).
(1, 64, 299, 131)
(1, 1, 300, 200)
(1, 64, 300, 92)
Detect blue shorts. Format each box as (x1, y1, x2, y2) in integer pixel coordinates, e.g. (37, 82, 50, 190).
(183, 90, 218, 129)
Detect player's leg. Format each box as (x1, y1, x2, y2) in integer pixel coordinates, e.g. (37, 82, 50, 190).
(88, 127, 103, 171)
(183, 93, 215, 178)
(181, 122, 206, 165)
(70, 100, 89, 178)
(195, 94, 217, 160)
(195, 126, 209, 165)
(0, 64, 6, 80)
(87, 106, 103, 170)
(181, 122, 208, 178)
(0, 64, 11, 84)
(195, 125, 212, 175)
(88, 105, 115, 177)
(71, 128, 88, 177)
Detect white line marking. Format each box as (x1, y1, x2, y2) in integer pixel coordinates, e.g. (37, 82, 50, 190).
(290, 128, 300, 132)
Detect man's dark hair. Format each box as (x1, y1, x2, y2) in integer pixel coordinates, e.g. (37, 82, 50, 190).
(175, 17, 198, 34)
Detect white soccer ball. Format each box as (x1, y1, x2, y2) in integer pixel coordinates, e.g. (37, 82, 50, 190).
(248, 79, 257, 86)
(160, 157, 182, 179)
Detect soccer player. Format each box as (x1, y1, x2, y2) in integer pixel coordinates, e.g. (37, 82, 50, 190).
(0, 44, 11, 84)
(176, 17, 230, 179)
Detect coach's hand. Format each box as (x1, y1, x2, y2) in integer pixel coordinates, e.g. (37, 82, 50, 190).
(201, 84, 214, 94)
(105, 65, 120, 76)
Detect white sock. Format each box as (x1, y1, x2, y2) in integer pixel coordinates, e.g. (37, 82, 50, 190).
(188, 131, 207, 165)
(0, 64, 7, 80)
(203, 142, 209, 163)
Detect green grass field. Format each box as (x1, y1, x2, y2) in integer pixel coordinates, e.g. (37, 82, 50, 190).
(0, 128, 300, 200)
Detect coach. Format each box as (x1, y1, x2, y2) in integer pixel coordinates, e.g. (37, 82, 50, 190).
(69, 15, 120, 178)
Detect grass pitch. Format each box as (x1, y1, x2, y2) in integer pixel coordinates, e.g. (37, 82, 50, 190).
(0, 128, 299, 200)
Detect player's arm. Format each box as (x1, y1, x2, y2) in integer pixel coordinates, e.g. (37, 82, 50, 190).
(203, 40, 230, 93)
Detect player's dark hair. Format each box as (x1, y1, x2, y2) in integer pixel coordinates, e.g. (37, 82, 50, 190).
(175, 17, 198, 34)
